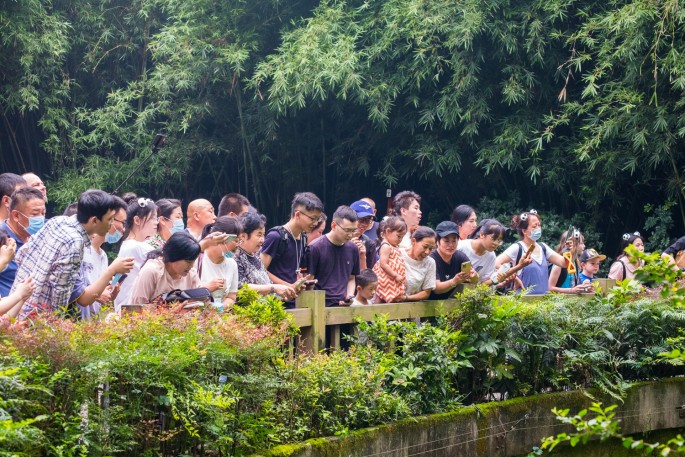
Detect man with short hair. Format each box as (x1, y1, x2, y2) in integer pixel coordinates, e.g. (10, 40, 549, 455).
(186, 199, 216, 240)
(21, 173, 47, 202)
(0, 188, 46, 296)
(0, 173, 27, 221)
(14, 189, 126, 318)
(218, 193, 251, 217)
(309, 205, 360, 307)
(261, 192, 324, 305)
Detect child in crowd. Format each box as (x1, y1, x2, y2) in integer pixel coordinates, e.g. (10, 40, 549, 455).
(351, 269, 378, 306)
(578, 249, 606, 288)
(372, 216, 408, 303)
(609, 232, 645, 281)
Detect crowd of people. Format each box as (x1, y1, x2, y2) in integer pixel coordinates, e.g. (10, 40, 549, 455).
(0, 171, 678, 323)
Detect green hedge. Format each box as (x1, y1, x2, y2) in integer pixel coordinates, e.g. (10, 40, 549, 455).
(2, 281, 685, 456)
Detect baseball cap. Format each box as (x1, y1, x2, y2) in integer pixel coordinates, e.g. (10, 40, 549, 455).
(435, 221, 460, 237)
(580, 248, 606, 263)
(351, 200, 375, 219)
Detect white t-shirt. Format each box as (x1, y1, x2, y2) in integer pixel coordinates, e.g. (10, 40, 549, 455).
(200, 254, 239, 299)
(114, 239, 154, 311)
(401, 249, 436, 295)
(81, 245, 109, 320)
(457, 239, 496, 283)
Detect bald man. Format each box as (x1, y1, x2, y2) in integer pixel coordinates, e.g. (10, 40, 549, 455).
(186, 199, 216, 240)
(22, 173, 47, 202)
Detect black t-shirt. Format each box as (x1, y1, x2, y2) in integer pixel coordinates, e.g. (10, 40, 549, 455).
(309, 236, 361, 306)
(429, 250, 470, 300)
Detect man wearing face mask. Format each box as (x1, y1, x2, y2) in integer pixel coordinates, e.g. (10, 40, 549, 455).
(0, 188, 45, 296)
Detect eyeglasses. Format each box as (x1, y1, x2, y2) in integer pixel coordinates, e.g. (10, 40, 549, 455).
(137, 198, 153, 208)
(358, 216, 376, 224)
(299, 211, 323, 224)
(338, 225, 358, 234)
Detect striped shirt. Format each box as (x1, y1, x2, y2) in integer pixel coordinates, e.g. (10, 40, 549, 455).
(13, 215, 90, 318)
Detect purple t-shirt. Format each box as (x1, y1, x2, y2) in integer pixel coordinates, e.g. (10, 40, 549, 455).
(261, 227, 306, 284)
(309, 236, 360, 307)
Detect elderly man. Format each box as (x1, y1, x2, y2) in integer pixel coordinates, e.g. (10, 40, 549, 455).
(22, 172, 47, 202)
(185, 199, 216, 240)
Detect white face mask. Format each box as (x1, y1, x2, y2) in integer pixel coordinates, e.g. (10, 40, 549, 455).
(530, 227, 542, 241)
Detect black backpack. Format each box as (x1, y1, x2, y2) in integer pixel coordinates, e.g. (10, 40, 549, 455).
(265, 226, 310, 272)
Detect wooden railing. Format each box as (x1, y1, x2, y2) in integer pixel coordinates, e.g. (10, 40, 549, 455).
(288, 279, 617, 352)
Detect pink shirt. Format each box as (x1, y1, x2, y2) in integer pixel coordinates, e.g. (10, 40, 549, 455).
(129, 257, 201, 305)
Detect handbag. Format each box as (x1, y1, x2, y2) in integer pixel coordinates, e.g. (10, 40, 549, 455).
(163, 287, 213, 305)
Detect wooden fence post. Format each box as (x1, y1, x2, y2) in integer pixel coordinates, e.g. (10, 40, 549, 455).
(295, 290, 326, 353)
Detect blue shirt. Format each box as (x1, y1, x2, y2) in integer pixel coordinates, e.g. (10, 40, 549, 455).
(578, 272, 595, 284)
(0, 221, 24, 297)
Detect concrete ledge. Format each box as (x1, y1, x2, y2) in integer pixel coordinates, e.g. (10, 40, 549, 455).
(255, 378, 685, 457)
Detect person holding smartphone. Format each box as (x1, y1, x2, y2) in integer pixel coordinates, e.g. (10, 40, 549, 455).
(496, 210, 568, 295)
(429, 221, 476, 300)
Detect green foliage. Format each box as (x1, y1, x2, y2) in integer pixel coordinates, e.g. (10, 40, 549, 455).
(532, 402, 685, 456)
(2, 267, 685, 454)
(643, 201, 677, 253)
(235, 286, 298, 337)
(351, 316, 469, 413)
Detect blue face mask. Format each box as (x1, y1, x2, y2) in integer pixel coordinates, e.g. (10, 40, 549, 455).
(169, 219, 185, 234)
(223, 250, 234, 259)
(530, 227, 542, 241)
(105, 229, 123, 244)
(19, 213, 45, 235)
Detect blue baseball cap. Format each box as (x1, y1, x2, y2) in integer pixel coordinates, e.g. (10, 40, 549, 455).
(351, 200, 375, 219)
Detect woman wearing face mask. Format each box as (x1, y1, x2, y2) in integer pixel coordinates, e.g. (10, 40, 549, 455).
(399, 226, 437, 301)
(199, 216, 242, 306)
(129, 232, 203, 306)
(608, 232, 646, 281)
(147, 198, 185, 249)
(496, 210, 568, 295)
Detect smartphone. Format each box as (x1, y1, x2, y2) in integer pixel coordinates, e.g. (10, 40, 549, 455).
(461, 261, 472, 275)
(341, 297, 353, 306)
(111, 273, 128, 286)
(224, 234, 238, 244)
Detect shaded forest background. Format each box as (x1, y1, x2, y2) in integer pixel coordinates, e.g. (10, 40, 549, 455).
(3, 0, 685, 253)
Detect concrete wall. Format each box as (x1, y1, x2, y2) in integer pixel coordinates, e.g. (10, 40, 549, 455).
(256, 378, 685, 457)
